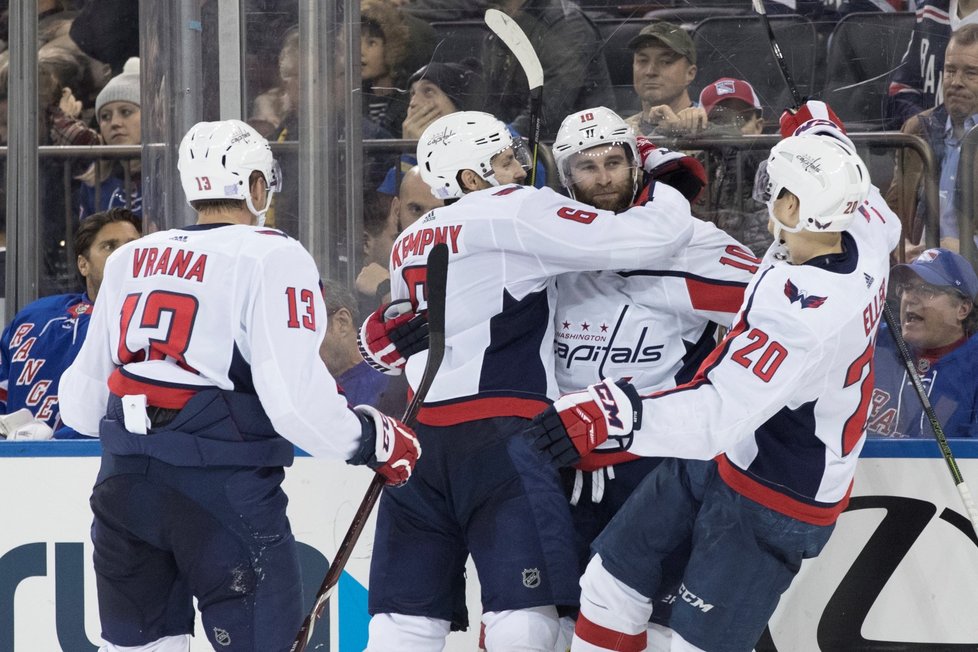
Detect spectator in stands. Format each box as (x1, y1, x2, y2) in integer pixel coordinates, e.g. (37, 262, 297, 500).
(393, 165, 443, 229)
(361, 0, 414, 137)
(401, 60, 486, 140)
(885, 25, 978, 256)
(483, 0, 614, 139)
(625, 22, 706, 138)
(0, 208, 141, 441)
(69, 0, 139, 74)
(869, 248, 978, 438)
(357, 192, 401, 317)
(694, 77, 772, 256)
(884, 0, 978, 130)
(77, 57, 142, 221)
(320, 278, 393, 410)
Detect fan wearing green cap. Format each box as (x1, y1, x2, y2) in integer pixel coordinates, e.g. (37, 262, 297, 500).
(624, 21, 707, 139)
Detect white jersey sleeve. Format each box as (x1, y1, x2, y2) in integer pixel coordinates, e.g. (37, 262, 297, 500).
(60, 225, 363, 460)
(245, 243, 363, 459)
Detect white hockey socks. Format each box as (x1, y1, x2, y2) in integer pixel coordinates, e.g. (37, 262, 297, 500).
(99, 634, 191, 652)
(572, 554, 653, 651)
(366, 612, 451, 651)
(483, 605, 560, 651)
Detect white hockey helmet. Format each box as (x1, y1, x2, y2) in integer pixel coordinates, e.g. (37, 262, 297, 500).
(764, 134, 870, 235)
(178, 119, 282, 224)
(553, 107, 640, 198)
(416, 111, 526, 200)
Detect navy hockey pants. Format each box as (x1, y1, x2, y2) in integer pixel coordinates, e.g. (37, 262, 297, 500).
(593, 458, 834, 652)
(561, 457, 689, 626)
(90, 452, 302, 651)
(368, 415, 581, 628)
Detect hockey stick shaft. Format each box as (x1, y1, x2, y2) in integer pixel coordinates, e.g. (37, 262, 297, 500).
(881, 303, 978, 533)
(485, 9, 544, 187)
(291, 243, 450, 652)
(752, 0, 978, 536)
(751, 0, 803, 108)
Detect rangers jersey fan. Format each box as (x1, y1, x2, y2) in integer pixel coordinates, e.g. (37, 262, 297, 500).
(392, 181, 697, 427)
(0, 293, 93, 428)
(59, 223, 363, 461)
(885, 0, 978, 128)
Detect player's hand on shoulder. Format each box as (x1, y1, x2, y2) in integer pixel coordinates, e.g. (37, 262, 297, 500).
(349, 405, 421, 486)
(358, 299, 429, 375)
(526, 379, 642, 467)
(635, 136, 706, 203)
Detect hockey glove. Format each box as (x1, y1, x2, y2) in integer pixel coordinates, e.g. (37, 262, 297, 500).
(0, 408, 53, 441)
(358, 299, 430, 375)
(779, 100, 846, 139)
(636, 135, 707, 203)
(527, 379, 642, 467)
(349, 405, 421, 487)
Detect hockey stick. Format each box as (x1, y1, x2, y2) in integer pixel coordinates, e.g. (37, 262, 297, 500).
(883, 302, 978, 534)
(751, 0, 804, 108)
(485, 8, 543, 187)
(290, 242, 450, 652)
(752, 0, 978, 536)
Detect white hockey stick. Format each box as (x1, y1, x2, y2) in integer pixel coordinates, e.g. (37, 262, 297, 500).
(485, 8, 544, 186)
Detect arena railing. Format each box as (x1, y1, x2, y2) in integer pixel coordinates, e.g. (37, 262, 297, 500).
(12, 131, 939, 296)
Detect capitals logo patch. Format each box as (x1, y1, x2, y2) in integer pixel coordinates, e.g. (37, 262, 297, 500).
(784, 279, 827, 309)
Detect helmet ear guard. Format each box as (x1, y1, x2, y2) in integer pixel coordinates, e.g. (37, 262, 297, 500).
(764, 134, 870, 236)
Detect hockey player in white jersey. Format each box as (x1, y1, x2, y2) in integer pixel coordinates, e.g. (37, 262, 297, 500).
(528, 132, 902, 652)
(358, 110, 698, 651)
(550, 106, 758, 648)
(58, 120, 420, 652)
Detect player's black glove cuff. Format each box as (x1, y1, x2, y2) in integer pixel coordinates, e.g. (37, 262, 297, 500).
(528, 407, 582, 468)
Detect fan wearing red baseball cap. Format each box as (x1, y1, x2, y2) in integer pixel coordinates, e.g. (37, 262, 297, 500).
(869, 248, 978, 439)
(694, 77, 772, 255)
(698, 77, 764, 136)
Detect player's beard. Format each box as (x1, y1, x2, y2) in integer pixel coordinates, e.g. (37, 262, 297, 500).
(577, 180, 634, 213)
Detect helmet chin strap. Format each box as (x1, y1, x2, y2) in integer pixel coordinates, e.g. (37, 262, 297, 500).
(246, 192, 274, 227)
(767, 196, 804, 244)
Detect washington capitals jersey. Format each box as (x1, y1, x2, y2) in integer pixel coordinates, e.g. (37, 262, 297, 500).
(0, 292, 93, 428)
(554, 220, 757, 396)
(626, 187, 903, 525)
(391, 182, 696, 427)
(59, 223, 363, 460)
(885, 0, 978, 128)
(869, 322, 978, 438)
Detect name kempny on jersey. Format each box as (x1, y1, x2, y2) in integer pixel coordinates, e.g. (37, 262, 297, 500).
(391, 224, 462, 269)
(556, 324, 663, 369)
(132, 246, 208, 283)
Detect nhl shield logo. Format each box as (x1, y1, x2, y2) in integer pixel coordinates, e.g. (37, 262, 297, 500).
(522, 568, 541, 589)
(213, 627, 231, 646)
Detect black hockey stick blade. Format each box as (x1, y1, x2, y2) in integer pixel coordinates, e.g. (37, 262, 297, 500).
(291, 243, 450, 652)
(751, 0, 803, 109)
(485, 8, 544, 186)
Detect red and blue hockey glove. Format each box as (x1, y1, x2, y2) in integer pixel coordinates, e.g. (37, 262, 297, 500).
(636, 135, 707, 203)
(349, 405, 421, 486)
(779, 100, 846, 139)
(357, 299, 429, 375)
(527, 379, 642, 467)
